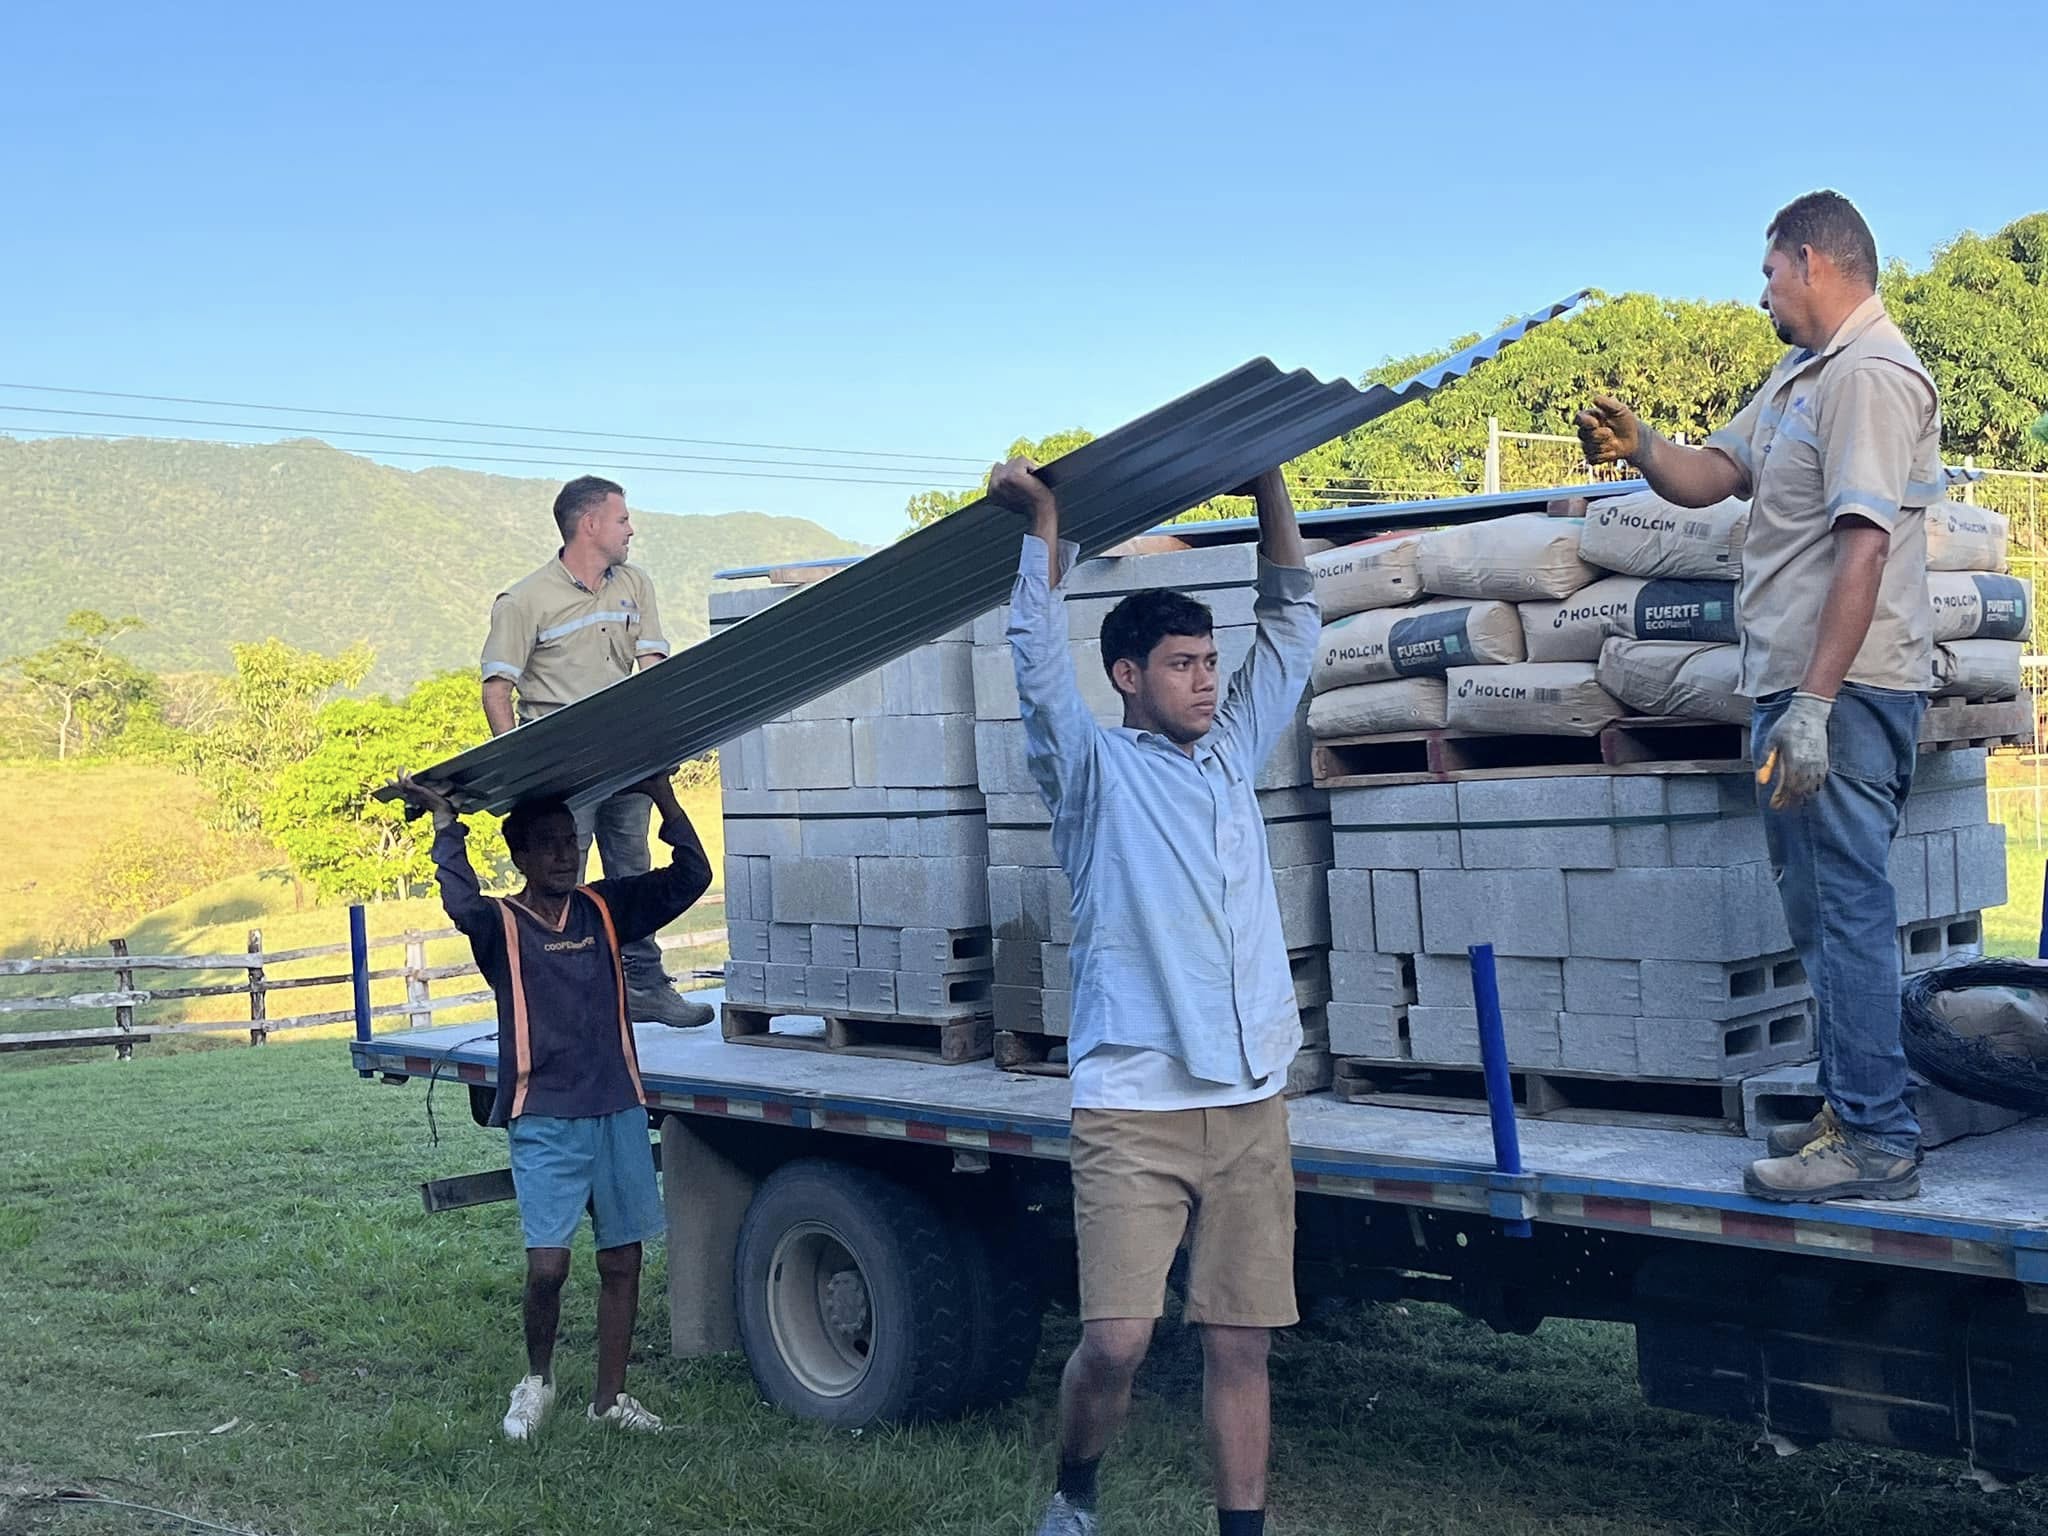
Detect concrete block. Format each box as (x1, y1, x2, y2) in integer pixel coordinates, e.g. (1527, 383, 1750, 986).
(707, 584, 797, 624)
(768, 923, 813, 966)
(1065, 542, 1259, 597)
(901, 787, 988, 813)
(1372, 870, 1423, 954)
(1040, 942, 1072, 991)
(723, 960, 766, 1005)
(725, 814, 803, 858)
(790, 669, 885, 722)
(1419, 869, 1568, 958)
(894, 814, 991, 861)
(1415, 953, 1563, 1012)
(748, 858, 775, 925)
(1564, 865, 1787, 960)
(1292, 948, 1334, 1008)
(1456, 776, 1616, 871)
(804, 966, 852, 1013)
(1904, 771, 1991, 835)
(721, 788, 802, 818)
(896, 927, 995, 973)
(767, 858, 860, 925)
(891, 971, 996, 1018)
(985, 791, 1052, 828)
(971, 603, 1010, 649)
(1069, 584, 1260, 635)
(1956, 821, 2008, 912)
(853, 714, 978, 789)
(1275, 863, 1332, 951)
(857, 926, 902, 972)
(1611, 776, 1673, 866)
(1922, 829, 1960, 922)
(763, 963, 808, 1008)
(1901, 913, 1985, 973)
(1887, 834, 1930, 924)
(798, 788, 896, 814)
(882, 643, 976, 717)
(993, 983, 1043, 1034)
(762, 720, 855, 791)
(994, 938, 1043, 988)
(1628, 1001, 1813, 1079)
(1040, 988, 1072, 1037)
(810, 924, 860, 969)
(1296, 1008, 1332, 1050)
(1327, 1002, 1409, 1059)
(1263, 814, 1334, 871)
(1330, 783, 1460, 869)
(1047, 867, 1076, 944)
(1666, 809, 1768, 868)
(1406, 1006, 1561, 1068)
(1562, 959, 1639, 1016)
(1914, 746, 1988, 788)
(989, 825, 1057, 869)
(1557, 1011, 1639, 1074)
(1636, 953, 1809, 1020)
(1256, 711, 1316, 792)
(974, 720, 1037, 796)
(1330, 949, 1413, 1008)
(799, 816, 893, 857)
(723, 857, 754, 921)
(1257, 785, 1329, 821)
(987, 866, 1035, 941)
(1743, 1062, 2031, 1149)
(858, 856, 989, 929)
(849, 968, 896, 1014)
(1284, 1046, 1335, 1098)
(1327, 870, 1376, 953)
(725, 920, 771, 965)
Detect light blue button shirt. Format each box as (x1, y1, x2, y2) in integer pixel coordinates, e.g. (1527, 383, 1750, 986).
(1008, 536, 1320, 1084)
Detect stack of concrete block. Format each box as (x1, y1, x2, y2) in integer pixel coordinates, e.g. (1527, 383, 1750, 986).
(1323, 748, 2003, 1093)
(971, 543, 1333, 1087)
(712, 584, 995, 1023)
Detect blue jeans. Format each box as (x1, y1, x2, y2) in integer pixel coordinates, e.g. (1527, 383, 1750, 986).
(1753, 684, 1927, 1161)
(574, 791, 669, 993)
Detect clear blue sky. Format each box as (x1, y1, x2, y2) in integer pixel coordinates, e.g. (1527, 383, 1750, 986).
(4, 0, 2042, 545)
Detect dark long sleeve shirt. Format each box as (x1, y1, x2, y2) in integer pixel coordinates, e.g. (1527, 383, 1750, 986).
(432, 817, 713, 1126)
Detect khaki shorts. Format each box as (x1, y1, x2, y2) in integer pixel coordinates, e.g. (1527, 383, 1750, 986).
(1069, 1094, 1298, 1328)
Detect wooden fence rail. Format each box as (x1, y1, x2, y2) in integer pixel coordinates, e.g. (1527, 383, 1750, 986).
(0, 895, 727, 1056)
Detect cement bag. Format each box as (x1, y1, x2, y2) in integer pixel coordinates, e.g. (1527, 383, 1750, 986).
(1307, 677, 1448, 737)
(1925, 504, 2009, 572)
(1929, 984, 2048, 1060)
(1522, 577, 1647, 662)
(1928, 571, 2031, 643)
(1933, 639, 2023, 700)
(1307, 533, 1425, 619)
(1312, 599, 1525, 691)
(1578, 490, 1748, 579)
(1605, 579, 1740, 644)
(1596, 639, 1749, 725)
(1417, 515, 1601, 602)
(1446, 662, 1624, 737)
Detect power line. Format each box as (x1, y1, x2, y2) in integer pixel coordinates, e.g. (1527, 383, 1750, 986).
(0, 380, 991, 466)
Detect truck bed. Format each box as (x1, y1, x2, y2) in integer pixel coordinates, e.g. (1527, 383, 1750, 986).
(354, 996, 2048, 1288)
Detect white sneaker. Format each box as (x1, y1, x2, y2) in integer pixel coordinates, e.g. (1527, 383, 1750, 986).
(502, 1374, 555, 1440)
(588, 1392, 663, 1433)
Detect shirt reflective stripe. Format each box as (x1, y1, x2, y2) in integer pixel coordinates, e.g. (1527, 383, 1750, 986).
(1904, 479, 1944, 506)
(581, 888, 646, 1106)
(1826, 489, 1902, 522)
(482, 661, 522, 683)
(536, 611, 634, 644)
(634, 640, 666, 654)
(498, 902, 535, 1119)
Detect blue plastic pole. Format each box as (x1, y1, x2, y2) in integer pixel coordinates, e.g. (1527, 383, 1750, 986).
(1469, 942, 1532, 1238)
(350, 904, 372, 1044)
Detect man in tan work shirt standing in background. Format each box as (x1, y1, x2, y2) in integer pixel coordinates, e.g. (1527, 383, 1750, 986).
(480, 474, 714, 1030)
(1580, 190, 1941, 1204)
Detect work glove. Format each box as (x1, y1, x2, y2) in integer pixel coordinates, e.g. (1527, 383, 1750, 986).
(1755, 692, 1833, 810)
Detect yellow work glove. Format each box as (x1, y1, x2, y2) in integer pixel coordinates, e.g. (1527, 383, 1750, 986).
(1755, 692, 1833, 810)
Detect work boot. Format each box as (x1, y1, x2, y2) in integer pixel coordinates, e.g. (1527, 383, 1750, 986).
(1743, 1126, 1919, 1204)
(1766, 1102, 1840, 1158)
(1033, 1493, 1099, 1536)
(628, 984, 715, 1029)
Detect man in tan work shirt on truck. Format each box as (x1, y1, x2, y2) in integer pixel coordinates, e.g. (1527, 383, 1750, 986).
(481, 474, 714, 1030)
(1579, 190, 1940, 1204)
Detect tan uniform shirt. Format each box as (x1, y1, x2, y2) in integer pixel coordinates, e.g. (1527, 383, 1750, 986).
(481, 556, 667, 721)
(1705, 295, 1942, 698)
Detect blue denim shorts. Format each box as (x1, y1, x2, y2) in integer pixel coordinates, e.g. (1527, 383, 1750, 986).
(507, 1107, 664, 1251)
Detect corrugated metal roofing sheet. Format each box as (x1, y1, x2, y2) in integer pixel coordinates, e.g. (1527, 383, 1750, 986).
(398, 291, 1589, 813)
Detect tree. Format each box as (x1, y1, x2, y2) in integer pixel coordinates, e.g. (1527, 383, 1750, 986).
(262, 671, 508, 901)
(189, 638, 373, 831)
(1886, 212, 2048, 471)
(902, 430, 1097, 532)
(5, 610, 158, 760)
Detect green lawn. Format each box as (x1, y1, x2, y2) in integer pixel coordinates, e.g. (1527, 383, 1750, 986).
(3, 1041, 2046, 1536)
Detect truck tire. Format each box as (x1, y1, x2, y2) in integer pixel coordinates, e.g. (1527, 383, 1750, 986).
(957, 1220, 1043, 1411)
(734, 1159, 973, 1426)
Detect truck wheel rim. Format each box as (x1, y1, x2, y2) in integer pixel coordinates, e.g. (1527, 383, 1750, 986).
(767, 1221, 874, 1397)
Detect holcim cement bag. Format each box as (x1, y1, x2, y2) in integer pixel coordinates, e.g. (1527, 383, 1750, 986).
(1522, 576, 1647, 662)
(1934, 639, 2023, 701)
(1596, 639, 1749, 725)
(1312, 599, 1525, 691)
(1577, 490, 1748, 579)
(1307, 533, 1425, 619)
(1307, 677, 1449, 737)
(1925, 504, 2009, 572)
(1605, 579, 1740, 644)
(1928, 571, 2031, 643)
(1445, 662, 1624, 737)
(1417, 515, 1601, 602)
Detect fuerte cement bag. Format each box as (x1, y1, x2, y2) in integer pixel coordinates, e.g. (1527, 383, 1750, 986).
(1521, 576, 1647, 662)
(1928, 571, 2031, 643)
(1312, 599, 1525, 691)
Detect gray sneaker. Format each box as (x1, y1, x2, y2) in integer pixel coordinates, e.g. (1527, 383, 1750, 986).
(1033, 1493, 1099, 1536)
(628, 985, 716, 1029)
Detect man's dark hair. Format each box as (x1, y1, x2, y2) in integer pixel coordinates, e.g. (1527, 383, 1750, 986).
(502, 797, 574, 855)
(1100, 588, 1214, 680)
(553, 476, 625, 541)
(1767, 190, 1879, 288)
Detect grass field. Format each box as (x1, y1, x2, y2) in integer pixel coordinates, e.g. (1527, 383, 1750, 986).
(4, 1040, 2046, 1536)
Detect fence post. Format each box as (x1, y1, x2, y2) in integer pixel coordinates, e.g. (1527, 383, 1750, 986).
(350, 905, 372, 1047)
(405, 929, 431, 1031)
(111, 936, 134, 1062)
(1483, 416, 1501, 495)
(246, 928, 268, 1046)
(1964, 455, 1978, 505)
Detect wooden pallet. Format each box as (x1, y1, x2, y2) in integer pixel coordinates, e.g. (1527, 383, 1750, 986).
(1331, 1057, 1746, 1135)
(1312, 694, 2035, 789)
(993, 1029, 1070, 1076)
(722, 1003, 992, 1065)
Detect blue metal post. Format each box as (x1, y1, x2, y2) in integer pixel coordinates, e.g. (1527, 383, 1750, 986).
(350, 904, 373, 1045)
(2037, 862, 2047, 960)
(1469, 943, 1532, 1238)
